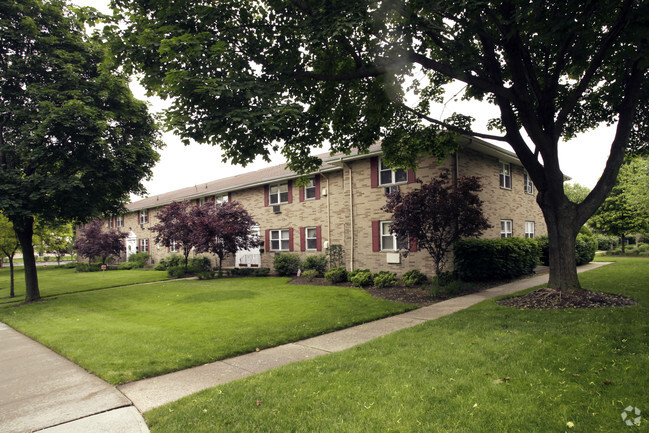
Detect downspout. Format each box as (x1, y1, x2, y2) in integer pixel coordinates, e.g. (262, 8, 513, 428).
(319, 171, 331, 248)
(342, 162, 354, 271)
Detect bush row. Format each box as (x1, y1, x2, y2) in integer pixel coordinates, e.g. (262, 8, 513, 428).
(273, 253, 329, 277)
(323, 268, 429, 288)
(454, 237, 540, 282)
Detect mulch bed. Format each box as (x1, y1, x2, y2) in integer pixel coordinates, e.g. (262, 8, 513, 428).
(497, 287, 636, 310)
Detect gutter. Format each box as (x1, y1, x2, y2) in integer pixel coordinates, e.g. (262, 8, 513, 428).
(342, 162, 354, 271)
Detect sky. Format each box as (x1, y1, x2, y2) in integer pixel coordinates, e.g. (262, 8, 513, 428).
(74, 0, 615, 201)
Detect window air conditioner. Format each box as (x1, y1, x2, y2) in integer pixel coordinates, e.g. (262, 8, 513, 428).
(273, 205, 281, 214)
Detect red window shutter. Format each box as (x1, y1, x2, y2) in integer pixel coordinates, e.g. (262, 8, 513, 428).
(315, 175, 321, 200)
(300, 227, 305, 251)
(372, 220, 380, 252)
(287, 180, 293, 204)
(407, 169, 416, 184)
(228, 192, 232, 202)
(264, 185, 269, 207)
(316, 226, 322, 251)
(288, 227, 294, 251)
(299, 186, 304, 202)
(409, 237, 417, 252)
(265, 229, 270, 251)
(370, 157, 378, 188)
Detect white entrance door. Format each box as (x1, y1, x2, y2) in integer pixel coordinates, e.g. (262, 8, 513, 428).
(126, 231, 137, 261)
(235, 226, 261, 268)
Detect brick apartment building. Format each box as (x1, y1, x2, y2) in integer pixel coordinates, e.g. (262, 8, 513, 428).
(94, 137, 546, 275)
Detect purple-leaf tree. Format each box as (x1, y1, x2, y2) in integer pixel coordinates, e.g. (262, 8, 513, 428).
(74, 219, 127, 265)
(190, 201, 260, 275)
(383, 170, 491, 278)
(149, 201, 196, 270)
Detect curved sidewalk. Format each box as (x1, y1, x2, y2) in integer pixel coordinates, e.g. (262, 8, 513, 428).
(119, 262, 610, 413)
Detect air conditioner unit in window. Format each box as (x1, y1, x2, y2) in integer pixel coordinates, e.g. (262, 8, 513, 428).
(384, 185, 400, 196)
(272, 205, 281, 214)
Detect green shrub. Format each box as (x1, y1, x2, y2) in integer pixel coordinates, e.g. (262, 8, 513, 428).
(301, 269, 319, 281)
(231, 267, 254, 276)
(63, 262, 77, 269)
(273, 253, 302, 276)
(434, 270, 456, 287)
(536, 235, 550, 266)
(153, 263, 167, 271)
(167, 266, 187, 278)
(350, 270, 373, 287)
(575, 233, 597, 265)
(348, 268, 371, 280)
(595, 234, 618, 251)
(327, 244, 345, 268)
(43, 256, 51, 262)
(128, 252, 150, 267)
(76, 263, 102, 272)
(637, 243, 649, 253)
(373, 271, 397, 288)
(454, 237, 540, 281)
(401, 269, 428, 287)
(302, 254, 329, 276)
(165, 254, 184, 268)
(253, 267, 270, 277)
(188, 256, 212, 273)
(197, 271, 216, 280)
(117, 262, 139, 270)
(325, 267, 348, 284)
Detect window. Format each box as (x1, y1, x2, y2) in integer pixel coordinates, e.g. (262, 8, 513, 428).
(524, 171, 534, 194)
(169, 240, 178, 252)
(379, 159, 407, 186)
(270, 229, 290, 251)
(269, 183, 289, 205)
(500, 161, 511, 189)
(380, 221, 408, 251)
(306, 227, 317, 250)
(215, 194, 228, 204)
(139, 238, 149, 252)
(116, 216, 124, 228)
(108, 218, 114, 229)
(525, 221, 535, 239)
(500, 220, 513, 238)
(305, 178, 316, 200)
(139, 210, 148, 224)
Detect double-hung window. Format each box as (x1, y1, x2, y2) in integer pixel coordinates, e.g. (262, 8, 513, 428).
(525, 221, 535, 239)
(139, 210, 148, 224)
(523, 171, 534, 194)
(304, 178, 316, 200)
(215, 194, 228, 205)
(169, 240, 178, 252)
(500, 161, 512, 189)
(305, 227, 318, 250)
(116, 216, 124, 228)
(500, 220, 513, 238)
(270, 229, 290, 251)
(380, 221, 408, 251)
(379, 159, 407, 186)
(269, 183, 289, 205)
(139, 238, 149, 252)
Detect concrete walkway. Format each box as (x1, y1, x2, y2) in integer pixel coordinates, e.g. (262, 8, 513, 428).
(0, 262, 609, 432)
(119, 262, 610, 412)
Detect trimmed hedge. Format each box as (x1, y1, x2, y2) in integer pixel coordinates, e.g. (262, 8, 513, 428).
(325, 267, 347, 284)
(454, 237, 540, 282)
(537, 233, 596, 266)
(273, 253, 301, 276)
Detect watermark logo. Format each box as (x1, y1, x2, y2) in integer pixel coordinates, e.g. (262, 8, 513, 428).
(621, 406, 641, 426)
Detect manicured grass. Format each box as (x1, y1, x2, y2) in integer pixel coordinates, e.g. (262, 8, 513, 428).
(0, 277, 414, 384)
(146, 258, 649, 433)
(0, 267, 169, 306)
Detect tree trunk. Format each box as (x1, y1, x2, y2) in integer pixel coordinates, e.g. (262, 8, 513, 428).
(9, 255, 15, 298)
(539, 193, 582, 291)
(13, 216, 40, 302)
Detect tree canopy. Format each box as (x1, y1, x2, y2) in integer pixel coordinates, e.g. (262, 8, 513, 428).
(112, 0, 648, 290)
(150, 201, 197, 270)
(383, 171, 490, 277)
(0, 0, 161, 301)
(0, 213, 20, 297)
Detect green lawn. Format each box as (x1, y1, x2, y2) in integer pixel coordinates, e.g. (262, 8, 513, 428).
(145, 257, 649, 433)
(0, 277, 414, 384)
(0, 267, 169, 306)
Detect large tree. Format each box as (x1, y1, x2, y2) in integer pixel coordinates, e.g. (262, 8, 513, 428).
(190, 201, 260, 276)
(149, 201, 197, 270)
(0, 0, 161, 301)
(112, 0, 648, 290)
(0, 214, 20, 298)
(590, 158, 649, 252)
(74, 219, 127, 265)
(384, 171, 490, 278)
